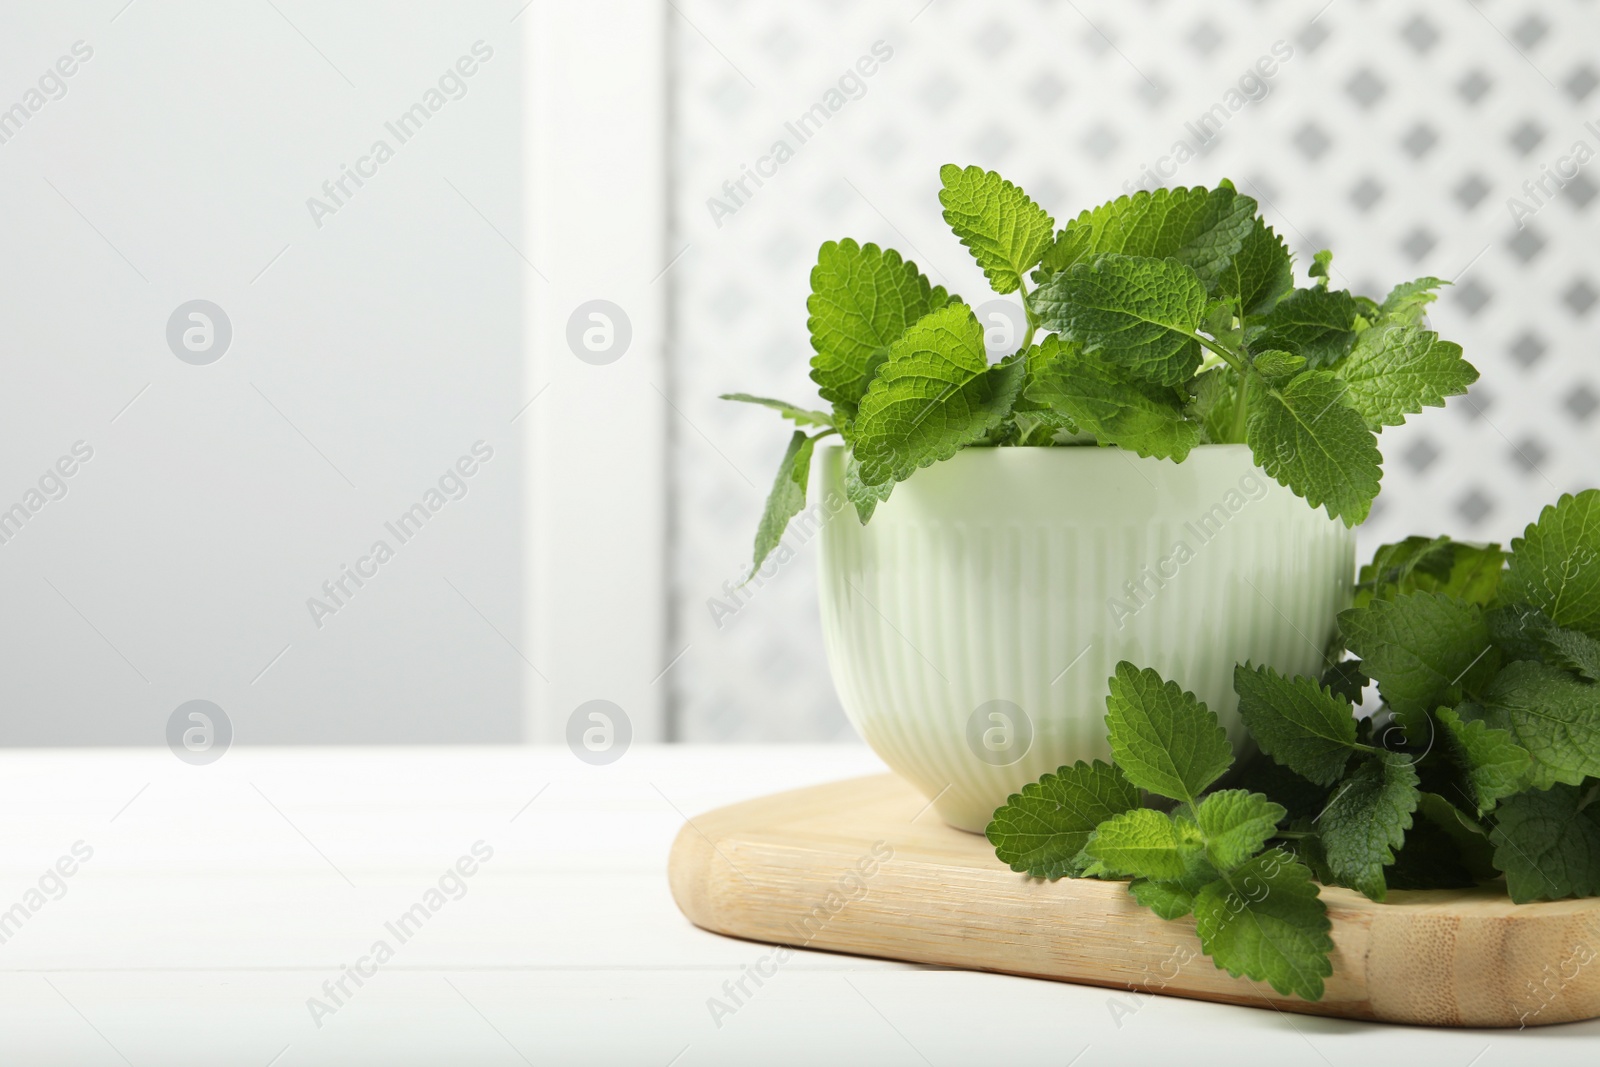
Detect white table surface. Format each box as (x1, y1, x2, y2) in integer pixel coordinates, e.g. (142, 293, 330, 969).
(2, 745, 1596, 1066)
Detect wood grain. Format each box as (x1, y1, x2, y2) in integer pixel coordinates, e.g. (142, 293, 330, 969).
(668, 773, 1600, 1027)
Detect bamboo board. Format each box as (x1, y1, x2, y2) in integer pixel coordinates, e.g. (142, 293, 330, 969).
(668, 773, 1600, 1027)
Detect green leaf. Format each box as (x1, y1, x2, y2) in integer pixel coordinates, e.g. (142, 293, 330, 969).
(1036, 184, 1258, 291)
(843, 451, 893, 524)
(1012, 352, 1080, 433)
(1232, 664, 1359, 787)
(1379, 277, 1447, 324)
(1476, 659, 1600, 789)
(1250, 349, 1305, 379)
(1193, 849, 1333, 1001)
(1486, 603, 1552, 663)
(1360, 535, 1456, 595)
(1024, 335, 1201, 460)
(1105, 661, 1234, 804)
(1008, 410, 1079, 446)
(1202, 295, 1236, 338)
(807, 239, 954, 417)
(1248, 287, 1358, 367)
(1501, 489, 1600, 641)
(937, 164, 1054, 294)
(1331, 324, 1479, 431)
(1320, 659, 1370, 705)
(1229, 750, 1334, 822)
(720, 393, 835, 429)
(1418, 790, 1490, 836)
(1033, 254, 1207, 387)
(1011, 392, 1082, 444)
(1124, 843, 1220, 917)
(1338, 593, 1494, 720)
(1354, 536, 1506, 609)
(1129, 877, 1200, 920)
(1245, 369, 1382, 525)
(1194, 790, 1286, 871)
(1541, 622, 1600, 681)
(1488, 784, 1600, 902)
(1387, 791, 1490, 889)
(1430, 543, 1509, 605)
(986, 760, 1141, 878)
(852, 304, 1026, 487)
(1414, 791, 1497, 879)
(1308, 249, 1333, 285)
(1316, 751, 1420, 901)
(1190, 365, 1242, 444)
(1216, 215, 1294, 317)
(1436, 705, 1530, 814)
(1085, 808, 1190, 880)
(749, 431, 817, 575)
(1486, 605, 1600, 682)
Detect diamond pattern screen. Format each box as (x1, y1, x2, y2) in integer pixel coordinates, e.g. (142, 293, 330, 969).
(666, 0, 1600, 741)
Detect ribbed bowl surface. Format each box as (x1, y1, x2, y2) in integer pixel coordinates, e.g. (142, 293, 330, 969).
(815, 444, 1355, 831)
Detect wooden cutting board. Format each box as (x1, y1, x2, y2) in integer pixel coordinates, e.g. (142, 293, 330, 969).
(668, 773, 1600, 1027)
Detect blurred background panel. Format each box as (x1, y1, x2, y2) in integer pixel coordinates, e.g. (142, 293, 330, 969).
(0, 1, 526, 743)
(668, 0, 1600, 740)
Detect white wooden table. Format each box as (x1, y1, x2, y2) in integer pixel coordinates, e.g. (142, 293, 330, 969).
(2, 746, 1596, 1066)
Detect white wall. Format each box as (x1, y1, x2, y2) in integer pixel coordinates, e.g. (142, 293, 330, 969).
(0, 1, 529, 742)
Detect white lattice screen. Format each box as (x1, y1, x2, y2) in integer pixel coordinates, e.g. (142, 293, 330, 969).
(667, 0, 1600, 740)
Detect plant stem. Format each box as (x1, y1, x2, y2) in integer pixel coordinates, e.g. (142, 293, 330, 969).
(1016, 279, 1040, 350)
(1187, 330, 1255, 443)
(1229, 373, 1251, 443)
(1189, 330, 1247, 374)
(1273, 830, 1312, 841)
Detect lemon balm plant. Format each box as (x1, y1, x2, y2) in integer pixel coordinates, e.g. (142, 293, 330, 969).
(723, 165, 1482, 834)
(725, 165, 1479, 573)
(988, 490, 1600, 1003)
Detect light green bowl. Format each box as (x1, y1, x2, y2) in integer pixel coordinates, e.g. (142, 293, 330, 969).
(815, 443, 1355, 832)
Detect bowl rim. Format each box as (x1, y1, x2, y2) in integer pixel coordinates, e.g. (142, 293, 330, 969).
(813, 441, 1255, 458)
